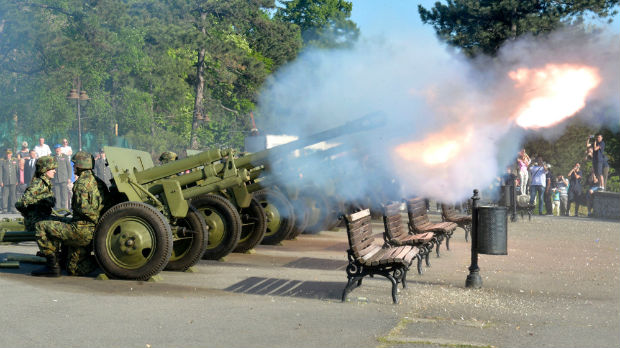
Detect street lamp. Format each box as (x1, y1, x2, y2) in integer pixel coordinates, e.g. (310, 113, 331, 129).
(67, 78, 89, 151)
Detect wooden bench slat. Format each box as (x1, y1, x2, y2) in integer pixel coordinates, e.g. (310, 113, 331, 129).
(352, 238, 378, 257)
(403, 247, 419, 264)
(357, 244, 383, 263)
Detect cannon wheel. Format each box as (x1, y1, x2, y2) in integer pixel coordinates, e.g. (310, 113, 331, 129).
(287, 197, 309, 239)
(255, 189, 295, 245)
(234, 197, 266, 253)
(193, 194, 241, 260)
(165, 205, 208, 271)
(94, 201, 172, 280)
(324, 196, 346, 231)
(301, 190, 330, 235)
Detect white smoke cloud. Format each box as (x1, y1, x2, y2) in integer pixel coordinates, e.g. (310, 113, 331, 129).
(256, 24, 620, 206)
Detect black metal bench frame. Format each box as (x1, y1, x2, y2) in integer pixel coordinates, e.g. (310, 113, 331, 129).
(382, 202, 435, 274)
(440, 203, 472, 242)
(341, 209, 418, 304)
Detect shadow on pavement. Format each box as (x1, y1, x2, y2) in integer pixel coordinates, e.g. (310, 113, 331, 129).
(283, 257, 347, 271)
(225, 276, 343, 300)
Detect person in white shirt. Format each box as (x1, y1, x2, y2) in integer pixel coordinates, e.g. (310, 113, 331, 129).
(60, 138, 72, 156)
(33, 137, 51, 158)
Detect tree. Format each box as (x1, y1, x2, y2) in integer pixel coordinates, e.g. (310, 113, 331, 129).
(418, 0, 619, 57)
(0, 0, 303, 155)
(275, 0, 359, 48)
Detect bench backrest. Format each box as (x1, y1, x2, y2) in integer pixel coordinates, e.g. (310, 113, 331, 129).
(441, 203, 456, 220)
(343, 209, 382, 263)
(406, 197, 431, 230)
(382, 202, 406, 242)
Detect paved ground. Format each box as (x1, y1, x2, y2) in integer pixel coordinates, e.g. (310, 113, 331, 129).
(0, 212, 618, 348)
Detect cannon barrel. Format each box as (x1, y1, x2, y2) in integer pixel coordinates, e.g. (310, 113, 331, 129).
(0, 230, 35, 243)
(133, 148, 224, 185)
(234, 112, 382, 170)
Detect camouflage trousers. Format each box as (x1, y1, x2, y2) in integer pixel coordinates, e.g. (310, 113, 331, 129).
(34, 220, 97, 276)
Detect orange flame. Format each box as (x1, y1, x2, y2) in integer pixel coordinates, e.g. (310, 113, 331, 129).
(394, 127, 472, 167)
(510, 64, 600, 129)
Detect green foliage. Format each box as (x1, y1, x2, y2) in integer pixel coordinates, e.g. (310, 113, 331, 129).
(418, 0, 619, 57)
(276, 0, 359, 48)
(0, 0, 306, 154)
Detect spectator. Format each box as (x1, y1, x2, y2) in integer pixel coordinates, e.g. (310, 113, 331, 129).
(17, 141, 30, 159)
(567, 162, 583, 217)
(1, 149, 19, 213)
(544, 163, 556, 215)
(552, 186, 560, 216)
(517, 149, 530, 195)
(94, 149, 112, 187)
(33, 137, 51, 158)
(52, 144, 72, 210)
(17, 159, 27, 199)
(588, 134, 607, 191)
(556, 175, 569, 216)
(585, 167, 600, 217)
(24, 150, 37, 184)
(529, 157, 546, 215)
(60, 138, 72, 156)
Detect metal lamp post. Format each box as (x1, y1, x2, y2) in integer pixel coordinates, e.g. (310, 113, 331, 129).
(67, 78, 89, 151)
(465, 189, 482, 288)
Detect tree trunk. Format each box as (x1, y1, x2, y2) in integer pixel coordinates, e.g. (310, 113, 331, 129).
(190, 12, 208, 150)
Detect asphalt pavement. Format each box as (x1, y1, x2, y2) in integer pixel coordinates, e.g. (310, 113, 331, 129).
(1, 212, 618, 348)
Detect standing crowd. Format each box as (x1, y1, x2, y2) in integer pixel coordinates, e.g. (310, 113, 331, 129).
(514, 133, 609, 217)
(0, 137, 111, 214)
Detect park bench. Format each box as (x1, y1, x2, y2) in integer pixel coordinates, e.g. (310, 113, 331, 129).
(341, 209, 419, 304)
(406, 197, 457, 257)
(382, 202, 435, 274)
(440, 203, 472, 242)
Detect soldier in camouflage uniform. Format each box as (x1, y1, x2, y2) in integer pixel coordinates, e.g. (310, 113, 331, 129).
(159, 151, 177, 164)
(15, 156, 57, 231)
(32, 151, 105, 277)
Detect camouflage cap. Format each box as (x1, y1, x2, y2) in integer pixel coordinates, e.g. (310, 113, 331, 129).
(36, 156, 58, 174)
(72, 151, 93, 169)
(159, 151, 178, 163)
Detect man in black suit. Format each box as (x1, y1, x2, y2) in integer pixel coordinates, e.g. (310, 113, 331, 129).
(24, 150, 38, 185)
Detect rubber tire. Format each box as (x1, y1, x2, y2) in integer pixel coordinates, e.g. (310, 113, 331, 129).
(94, 201, 172, 281)
(165, 205, 208, 271)
(234, 197, 266, 253)
(287, 197, 309, 239)
(255, 189, 295, 245)
(193, 194, 242, 260)
(301, 190, 331, 235)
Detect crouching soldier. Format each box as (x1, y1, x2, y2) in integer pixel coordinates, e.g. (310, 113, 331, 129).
(31, 151, 104, 277)
(159, 151, 177, 164)
(15, 156, 57, 231)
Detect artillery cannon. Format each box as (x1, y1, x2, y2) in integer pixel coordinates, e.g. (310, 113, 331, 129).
(0, 113, 381, 280)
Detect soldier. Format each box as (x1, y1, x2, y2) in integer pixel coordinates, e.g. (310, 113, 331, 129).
(159, 151, 178, 164)
(15, 156, 57, 231)
(32, 151, 104, 277)
(52, 144, 72, 210)
(1, 149, 19, 213)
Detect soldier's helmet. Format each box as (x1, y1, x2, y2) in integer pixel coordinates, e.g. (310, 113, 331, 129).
(36, 156, 58, 175)
(72, 151, 93, 169)
(159, 151, 178, 163)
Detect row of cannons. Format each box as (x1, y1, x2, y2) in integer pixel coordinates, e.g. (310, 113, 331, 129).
(1, 115, 396, 281)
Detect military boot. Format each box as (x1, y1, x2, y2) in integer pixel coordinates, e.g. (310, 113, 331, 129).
(31, 253, 61, 277)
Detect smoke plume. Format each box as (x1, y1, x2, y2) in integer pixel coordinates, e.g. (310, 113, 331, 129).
(256, 25, 620, 205)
